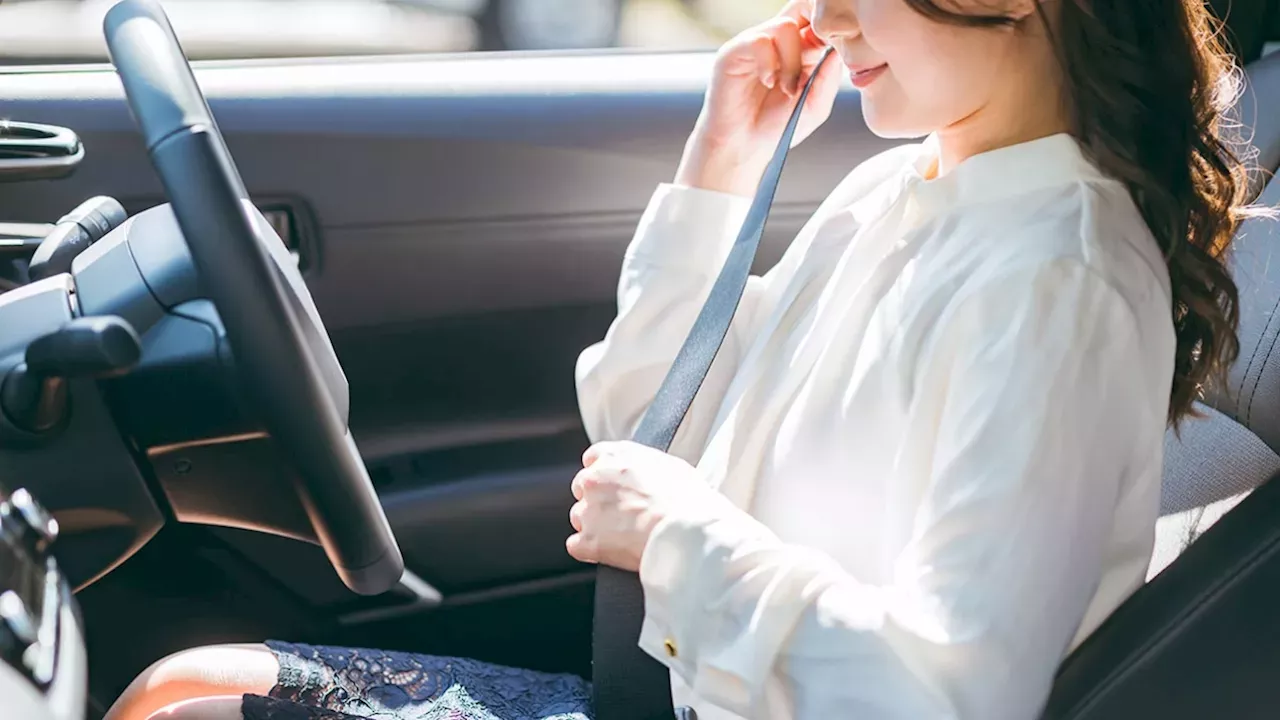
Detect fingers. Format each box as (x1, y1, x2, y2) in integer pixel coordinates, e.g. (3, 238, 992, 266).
(789, 51, 842, 147)
(757, 16, 827, 98)
(796, 23, 832, 73)
(742, 21, 806, 97)
(583, 440, 627, 469)
(567, 461, 606, 563)
(778, 0, 813, 24)
(771, 19, 804, 96)
(742, 32, 781, 90)
(567, 475, 595, 563)
(721, 2, 830, 99)
(566, 495, 599, 563)
(800, 23, 826, 51)
(571, 466, 591, 500)
(565, 532, 597, 564)
(577, 441, 628, 499)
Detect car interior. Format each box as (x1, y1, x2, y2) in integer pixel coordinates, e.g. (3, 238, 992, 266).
(4, 0, 1280, 718)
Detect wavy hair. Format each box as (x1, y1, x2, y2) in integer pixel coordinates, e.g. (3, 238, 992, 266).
(903, 0, 1257, 425)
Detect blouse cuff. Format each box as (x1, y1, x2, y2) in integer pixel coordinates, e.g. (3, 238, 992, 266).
(624, 183, 752, 274)
(638, 503, 823, 713)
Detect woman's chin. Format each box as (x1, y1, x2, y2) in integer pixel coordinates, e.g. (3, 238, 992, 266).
(861, 103, 934, 141)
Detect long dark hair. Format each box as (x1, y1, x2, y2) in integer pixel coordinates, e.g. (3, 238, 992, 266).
(903, 0, 1256, 426)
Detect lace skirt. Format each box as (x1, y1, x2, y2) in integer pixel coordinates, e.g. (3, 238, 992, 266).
(239, 640, 593, 720)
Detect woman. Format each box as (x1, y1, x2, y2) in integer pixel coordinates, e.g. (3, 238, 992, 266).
(107, 0, 1255, 718)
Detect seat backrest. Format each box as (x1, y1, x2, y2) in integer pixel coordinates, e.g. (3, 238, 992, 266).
(1044, 49, 1280, 719)
(1149, 49, 1280, 578)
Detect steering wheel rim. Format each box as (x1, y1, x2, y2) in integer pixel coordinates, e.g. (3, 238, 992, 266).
(103, 0, 403, 595)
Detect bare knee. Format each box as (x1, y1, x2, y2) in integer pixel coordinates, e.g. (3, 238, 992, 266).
(144, 697, 244, 720)
(105, 644, 278, 720)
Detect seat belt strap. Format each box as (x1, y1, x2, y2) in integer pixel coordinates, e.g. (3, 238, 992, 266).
(591, 46, 836, 720)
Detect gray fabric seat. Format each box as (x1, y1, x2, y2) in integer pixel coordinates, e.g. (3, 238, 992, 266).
(1040, 48, 1280, 720)
(1151, 48, 1280, 579)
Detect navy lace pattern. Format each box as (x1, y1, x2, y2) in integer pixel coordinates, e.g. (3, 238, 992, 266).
(238, 641, 593, 720)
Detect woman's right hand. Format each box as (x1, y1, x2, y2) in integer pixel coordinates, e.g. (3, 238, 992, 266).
(675, 0, 843, 197)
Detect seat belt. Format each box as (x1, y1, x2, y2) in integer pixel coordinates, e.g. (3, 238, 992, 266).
(591, 46, 837, 720)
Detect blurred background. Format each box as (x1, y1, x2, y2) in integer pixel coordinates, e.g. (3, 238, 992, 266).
(0, 0, 790, 64)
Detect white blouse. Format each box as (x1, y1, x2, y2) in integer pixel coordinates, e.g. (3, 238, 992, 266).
(575, 134, 1176, 720)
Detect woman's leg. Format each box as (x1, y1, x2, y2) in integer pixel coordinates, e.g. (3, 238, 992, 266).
(108, 639, 593, 720)
(105, 644, 278, 720)
(138, 697, 242, 720)
(262, 641, 593, 718)
(141, 696, 363, 720)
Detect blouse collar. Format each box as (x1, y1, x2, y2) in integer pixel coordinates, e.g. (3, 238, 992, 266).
(847, 132, 1107, 227)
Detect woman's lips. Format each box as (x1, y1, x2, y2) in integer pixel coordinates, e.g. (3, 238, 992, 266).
(848, 64, 888, 89)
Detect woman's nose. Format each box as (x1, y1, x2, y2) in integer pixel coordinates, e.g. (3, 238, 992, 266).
(810, 0, 859, 42)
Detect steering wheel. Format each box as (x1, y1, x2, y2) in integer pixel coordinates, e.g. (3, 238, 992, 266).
(102, 0, 404, 595)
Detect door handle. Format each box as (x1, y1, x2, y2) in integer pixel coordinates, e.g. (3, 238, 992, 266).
(0, 122, 84, 182)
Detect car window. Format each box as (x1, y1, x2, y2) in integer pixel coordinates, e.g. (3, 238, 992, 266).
(0, 0, 786, 65)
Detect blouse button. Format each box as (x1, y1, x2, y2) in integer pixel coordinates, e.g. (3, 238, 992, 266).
(663, 638, 678, 658)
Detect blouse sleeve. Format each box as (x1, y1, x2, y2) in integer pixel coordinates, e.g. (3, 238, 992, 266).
(636, 259, 1158, 720)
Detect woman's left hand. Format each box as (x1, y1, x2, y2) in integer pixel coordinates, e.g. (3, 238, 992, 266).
(567, 441, 724, 572)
